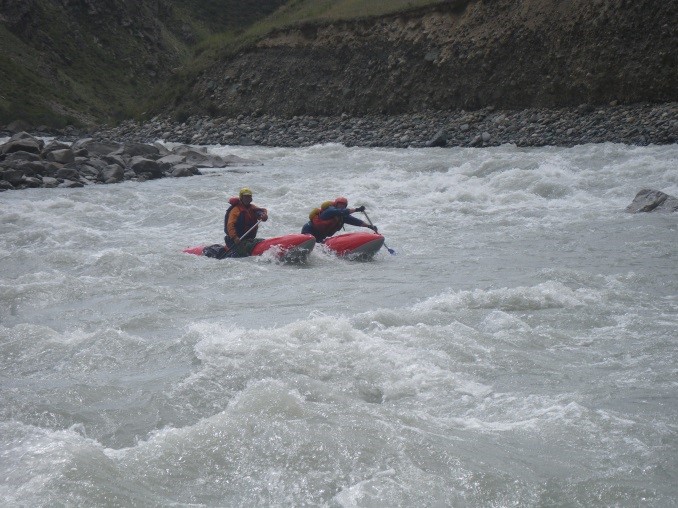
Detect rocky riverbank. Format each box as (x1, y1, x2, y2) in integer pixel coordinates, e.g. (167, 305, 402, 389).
(92, 103, 676, 148)
(2, 103, 676, 192)
(0, 132, 260, 191)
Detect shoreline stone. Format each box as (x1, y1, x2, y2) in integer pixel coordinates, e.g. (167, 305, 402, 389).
(1, 103, 676, 195)
(87, 103, 677, 149)
(0, 133, 261, 192)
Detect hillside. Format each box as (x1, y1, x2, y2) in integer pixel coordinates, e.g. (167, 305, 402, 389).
(1, 0, 675, 130)
(0, 0, 286, 128)
(178, 0, 676, 118)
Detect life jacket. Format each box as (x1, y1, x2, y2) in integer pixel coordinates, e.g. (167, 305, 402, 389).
(224, 196, 260, 241)
(224, 197, 239, 235)
(311, 210, 343, 236)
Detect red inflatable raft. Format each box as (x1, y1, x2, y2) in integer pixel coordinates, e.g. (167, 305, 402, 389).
(322, 232, 385, 260)
(183, 233, 316, 262)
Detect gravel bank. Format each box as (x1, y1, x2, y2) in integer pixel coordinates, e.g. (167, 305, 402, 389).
(92, 103, 677, 148)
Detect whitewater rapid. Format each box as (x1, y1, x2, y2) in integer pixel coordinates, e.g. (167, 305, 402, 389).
(1, 142, 676, 506)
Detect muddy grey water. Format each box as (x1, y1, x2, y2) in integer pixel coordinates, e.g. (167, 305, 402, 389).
(1, 142, 676, 506)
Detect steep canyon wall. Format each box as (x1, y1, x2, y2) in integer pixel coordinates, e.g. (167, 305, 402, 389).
(190, 0, 676, 116)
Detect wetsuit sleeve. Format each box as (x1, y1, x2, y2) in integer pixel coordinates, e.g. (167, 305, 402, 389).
(320, 206, 366, 226)
(319, 207, 350, 220)
(344, 215, 368, 227)
(227, 207, 241, 240)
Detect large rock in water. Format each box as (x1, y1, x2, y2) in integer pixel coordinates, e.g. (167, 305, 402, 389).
(626, 189, 678, 213)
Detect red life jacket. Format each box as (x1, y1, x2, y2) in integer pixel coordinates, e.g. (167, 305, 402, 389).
(311, 213, 342, 236)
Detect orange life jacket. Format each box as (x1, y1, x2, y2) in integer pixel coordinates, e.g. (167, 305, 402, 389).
(224, 197, 260, 240)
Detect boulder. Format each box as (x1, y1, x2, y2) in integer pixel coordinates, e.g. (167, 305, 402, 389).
(42, 163, 62, 177)
(1, 169, 24, 185)
(0, 133, 42, 155)
(426, 128, 448, 147)
(101, 154, 126, 167)
(14, 161, 47, 176)
(157, 154, 185, 166)
(42, 177, 59, 188)
(171, 144, 207, 155)
(56, 167, 81, 181)
(45, 149, 76, 164)
(119, 142, 160, 158)
(82, 158, 110, 171)
(130, 156, 164, 178)
(170, 164, 198, 177)
(152, 142, 171, 156)
(626, 189, 678, 213)
(101, 164, 125, 183)
(77, 164, 102, 179)
(41, 140, 71, 156)
(173, 148, 212, 166)
(77, 139, 123, 156)
(23, 176, 42, 188)
(70, 138, 94, 151)
(2, 150, 42, 163)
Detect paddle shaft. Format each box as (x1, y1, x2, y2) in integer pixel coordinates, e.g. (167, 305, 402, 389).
(362, 211, 395, 255)
(224, 220, 261, 256)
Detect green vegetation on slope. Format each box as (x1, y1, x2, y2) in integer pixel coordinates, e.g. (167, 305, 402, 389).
(0, 0, 289, 128)
(1, 0, 447, 128)
(0, 25, 84, 127)
(208, 0, 446, 54)
(0, 1, 185, 127)
(261, 0, 445, 26)
(170, 0, 288, 32)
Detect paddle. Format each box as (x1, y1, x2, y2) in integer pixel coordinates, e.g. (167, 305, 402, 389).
(362, 211, 396, 255)
(223, 219, 262, 257)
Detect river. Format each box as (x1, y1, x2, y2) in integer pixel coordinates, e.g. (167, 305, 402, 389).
(1, 142, 676, 506)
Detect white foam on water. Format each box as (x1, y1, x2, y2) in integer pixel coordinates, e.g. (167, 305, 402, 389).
(1, 142, 676, 506)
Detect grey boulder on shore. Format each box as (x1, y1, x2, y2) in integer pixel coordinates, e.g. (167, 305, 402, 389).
(626, 189, 678, 213)
(0, 132, 260, 191)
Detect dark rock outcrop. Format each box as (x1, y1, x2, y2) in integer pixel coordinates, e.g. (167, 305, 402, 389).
(0, 132, 261, 191)
(626, 189, 678, 213)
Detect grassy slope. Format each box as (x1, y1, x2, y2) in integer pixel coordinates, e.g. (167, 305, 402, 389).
(171, 0, 288, 32)
(217, 0, 446, 50)
(0, 0, 214, 128)
(0, 2, 186, 128)
(262, 0, 444, 25)
(0, 25, 85, 127)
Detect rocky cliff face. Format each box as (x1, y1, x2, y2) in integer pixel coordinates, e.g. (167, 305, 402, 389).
(189, 0, 676, 117)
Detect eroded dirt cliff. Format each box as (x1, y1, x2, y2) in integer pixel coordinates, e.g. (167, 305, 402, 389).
(189, 0, 676, 117)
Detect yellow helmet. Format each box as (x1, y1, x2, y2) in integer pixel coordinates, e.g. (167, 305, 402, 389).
(239, 187, 252, 197)
(320, 200, 333, 209)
